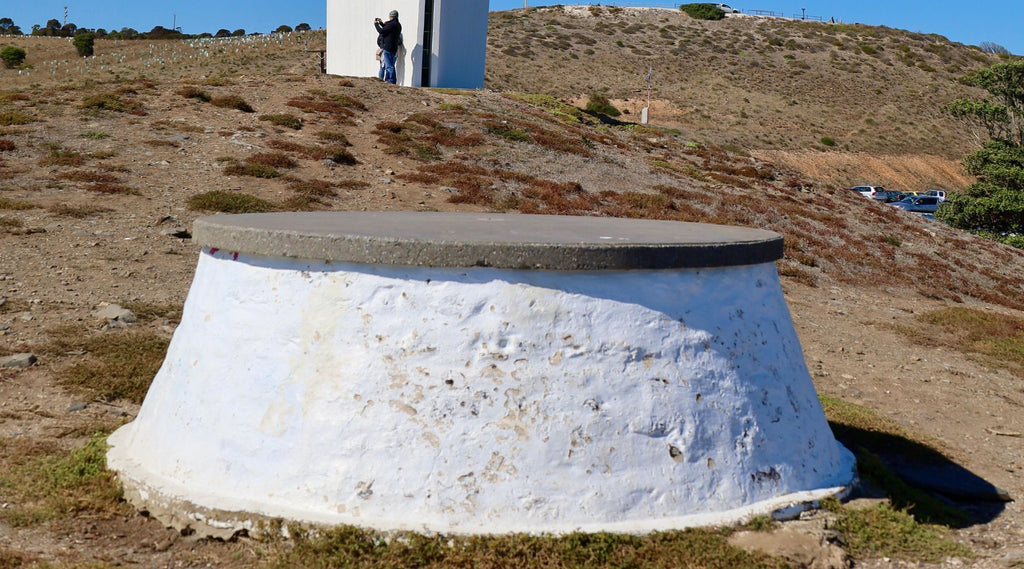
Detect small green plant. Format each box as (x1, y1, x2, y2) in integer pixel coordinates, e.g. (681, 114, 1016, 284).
(259, 113, 303, 130)
(80, 130, 110, 140)
(0, 45, 26, 69)
(820, 136, 836, 147)
(585, 93, 621, 117)
(187, 190, 276, 213)
(72, 33, 95, 57)
(0, 433, 126, 527)
(211, 94, 255, 113)
(679, 3, 726, 20)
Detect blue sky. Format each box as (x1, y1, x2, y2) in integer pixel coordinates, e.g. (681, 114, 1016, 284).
(1, 1, 1020, 55)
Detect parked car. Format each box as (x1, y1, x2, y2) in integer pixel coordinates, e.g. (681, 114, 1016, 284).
(882, 190, 909, 203)
(848, 185, 887, 201)
(924, 189, 947, 201)
(714, 4, 740, 13)
(890, 195, 942, 213)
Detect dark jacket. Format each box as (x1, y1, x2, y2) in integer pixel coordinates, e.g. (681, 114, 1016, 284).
(374, 19, 402, 53)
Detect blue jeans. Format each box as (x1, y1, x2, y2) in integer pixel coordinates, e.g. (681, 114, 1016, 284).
(381, 49, 397, 84)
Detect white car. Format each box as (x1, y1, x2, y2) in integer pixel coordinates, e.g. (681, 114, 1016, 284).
(924, 189, 947, 201)
(715, 4, 740, 13)
(848, 185, 887, 201)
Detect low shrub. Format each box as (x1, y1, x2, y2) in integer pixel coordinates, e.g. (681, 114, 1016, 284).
(46, 203, 112, 218)
(0, 139, 15, 152)
(0, 111, 35, 126)
(315, 130, 351, 145)
(211, 95, 255, 113)
(187, 190, 275, 213)
(289, 179, 337, 198)
(679, 3, 726, 20)
(224, 161, 281, 178)
(585, 93, 621, 117)
(259, 113, 303, 130)
(248, 152, 298, 169)
(176, 86, 212, 102)
(325, 145, 358, 165)
(81, 92, 144, 115)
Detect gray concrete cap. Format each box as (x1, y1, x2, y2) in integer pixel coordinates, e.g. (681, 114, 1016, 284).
(193, 212, 783, 270)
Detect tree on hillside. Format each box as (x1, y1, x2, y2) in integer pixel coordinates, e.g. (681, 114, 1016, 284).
(214, 29, 232, 38)
(295, 23, 311, 32)
(32, 18, 62, 36)
(979, 41, 1011, 56)
(73, 32, 95, 56)
(0, 17, 24, 35)
(274, 24, 293, 34)
(937, 61, 1024, 245)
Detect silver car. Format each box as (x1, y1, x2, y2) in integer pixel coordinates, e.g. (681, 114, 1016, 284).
(890, 196, 941, 213)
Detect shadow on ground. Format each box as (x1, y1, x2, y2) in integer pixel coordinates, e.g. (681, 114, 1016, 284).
(829, 422, 1011, 528)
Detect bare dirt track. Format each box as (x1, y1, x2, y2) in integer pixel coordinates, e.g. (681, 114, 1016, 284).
(2, 11, 1024, 567)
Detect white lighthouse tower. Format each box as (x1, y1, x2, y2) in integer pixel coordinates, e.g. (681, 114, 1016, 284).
(327, 0, 489, 89)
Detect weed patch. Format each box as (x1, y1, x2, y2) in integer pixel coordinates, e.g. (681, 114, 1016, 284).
(224, 161, 282, 179)
(895, 307, 1024, 376)
(261, 523, 788, 569)
(81, 92, 145, 115)
(187, 190, 276, 213)
(43, 325, 169, 404)
(249, 152, 298, 169)
(0, 111, 35, 126)
(0, 197, 34, 211)
(833, 503, 972, 562)
(289, 179, 337, 198)
(315, 130, 352, 145)
(46, 203, 113, 218)
(0, 434, 126, 527)
(0, 139, 15, 151)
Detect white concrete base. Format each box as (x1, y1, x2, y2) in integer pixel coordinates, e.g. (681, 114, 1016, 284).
(108, 249, 855, 535)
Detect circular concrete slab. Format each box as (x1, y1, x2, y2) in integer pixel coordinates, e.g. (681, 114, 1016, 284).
(193, 212, 783, 270)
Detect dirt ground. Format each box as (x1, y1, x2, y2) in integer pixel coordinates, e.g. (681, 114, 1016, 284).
(1, 28, 1023, 568)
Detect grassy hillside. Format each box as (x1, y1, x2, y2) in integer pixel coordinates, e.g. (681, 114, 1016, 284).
(487, 6, 998, 160)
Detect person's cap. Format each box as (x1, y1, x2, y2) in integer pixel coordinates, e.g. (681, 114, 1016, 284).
(389, 10, 399, 18)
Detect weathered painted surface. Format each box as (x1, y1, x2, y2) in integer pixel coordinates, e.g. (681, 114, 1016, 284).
(108, 249, 854, 534)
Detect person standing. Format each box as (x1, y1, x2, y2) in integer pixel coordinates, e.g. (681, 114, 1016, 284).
(374, 10, 402, 85)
